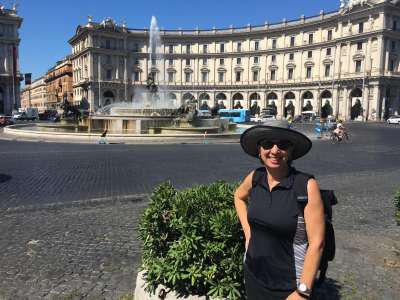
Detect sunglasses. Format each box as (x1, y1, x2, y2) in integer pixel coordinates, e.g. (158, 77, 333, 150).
(258, 139, 293, 150)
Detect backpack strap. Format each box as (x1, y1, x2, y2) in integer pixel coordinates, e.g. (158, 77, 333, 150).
(292, 171, 314, 216)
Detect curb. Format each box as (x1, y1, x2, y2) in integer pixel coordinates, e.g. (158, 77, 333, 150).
(1, 193, 149, 215)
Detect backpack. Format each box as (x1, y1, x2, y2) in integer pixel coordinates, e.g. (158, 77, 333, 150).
(251, 168, 337, 285)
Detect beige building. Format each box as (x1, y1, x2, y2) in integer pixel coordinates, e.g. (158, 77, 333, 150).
(21, 77, 47, 112)
(0, 6, 22, 115)
(69, 0, 400, 120)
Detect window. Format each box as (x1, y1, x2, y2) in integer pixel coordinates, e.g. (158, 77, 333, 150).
(201, 72, 208, 83)
(359, 22, 364, 34)
(355, 60, 362, 73)
(185, 72, 191, 82)
(106, 69, 112, 80)
(288, 68, 294, 80)
(185, 58, 190, 66)
(236, 71, 241, 82)
(271, 55, 276, 62)
(270, 70, 276, 81)
(135, 58, 140, 65)
(133, 71, 140, 81)
(151, 58, 156, 66)
(272, 39, 277, 49)
(253, 70, 259, 81)
(218, 72, 224, 82)
(203, 44, 208, 53)
(220, 43, 225, 53)
(237, 42, 242, 52)
(306, 66, 312, 79)
(133, 43, 139, 52)
(236, 57, 241, 64)
(327, 30, 333, 41)
(106, 40, 111, 49)
(326, 48, 332, 56)
(290, 36, 295, 47)
(169, 45, 174, 54)
(308, 33, 314, 44)
(325, 64, 331, 77)
(168, 72, 174, 82)
(168, 59, 173, 66)
(389, 59, 395, 72)
(255, 41, 259, 51)
(392, 41, 396, 51)
(289, 53, 294, 60)
(393, 21, 397, 31)
(254, 56, 259, 64)
(307, 51, 313, 58)
(220, 58, 225, 65)
(186, 44, 190, 54)
(202, 58, 207, 65)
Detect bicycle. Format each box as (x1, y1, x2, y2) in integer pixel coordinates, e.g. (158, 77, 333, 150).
(329, 130, 351, 144)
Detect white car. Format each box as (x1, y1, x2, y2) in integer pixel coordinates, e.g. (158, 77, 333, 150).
(387, 115, 400, 124)
(251, 114, 276, 123)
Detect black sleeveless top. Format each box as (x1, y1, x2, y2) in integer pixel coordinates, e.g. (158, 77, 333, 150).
(245, 167, 311, 292)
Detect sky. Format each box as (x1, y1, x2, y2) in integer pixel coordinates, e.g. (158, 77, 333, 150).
(13, 0, 339, 80)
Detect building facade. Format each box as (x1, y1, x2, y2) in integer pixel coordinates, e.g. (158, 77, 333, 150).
(20, 77, 47, 112)
(0, 6, 22, 115)
(44, 57, 73, 110)
(69, 0, 400, 120)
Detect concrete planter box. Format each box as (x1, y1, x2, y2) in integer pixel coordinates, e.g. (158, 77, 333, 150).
(135, 270, 220, 300)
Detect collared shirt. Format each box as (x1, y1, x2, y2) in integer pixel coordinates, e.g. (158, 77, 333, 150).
(245, 167, 309, 291)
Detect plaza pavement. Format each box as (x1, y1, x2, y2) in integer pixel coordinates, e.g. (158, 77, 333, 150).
(0, 122, 399, 299)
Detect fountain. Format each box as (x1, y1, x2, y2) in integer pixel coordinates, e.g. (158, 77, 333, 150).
(5, 17, 239, 142)
(81, 16, 233, 135)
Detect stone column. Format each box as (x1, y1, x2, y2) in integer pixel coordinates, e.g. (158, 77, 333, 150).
(279, 90, 285, 119)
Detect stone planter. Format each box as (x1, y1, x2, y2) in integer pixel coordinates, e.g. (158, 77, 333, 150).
(134, 270, 217, 300)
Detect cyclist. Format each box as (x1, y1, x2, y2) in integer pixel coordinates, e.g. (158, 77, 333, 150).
(333, 120, 346, 140)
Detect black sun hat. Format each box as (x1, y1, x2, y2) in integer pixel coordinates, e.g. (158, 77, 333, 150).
(240, 120, 312, 160)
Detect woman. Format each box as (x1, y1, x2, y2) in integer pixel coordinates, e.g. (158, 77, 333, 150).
(234, 120, 325, 300)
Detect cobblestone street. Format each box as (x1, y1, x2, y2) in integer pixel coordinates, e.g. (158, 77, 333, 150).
(0, 123, 399, 299)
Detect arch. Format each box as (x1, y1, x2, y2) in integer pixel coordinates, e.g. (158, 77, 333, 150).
(182, 92, 194, 101)
(167, 92, 177, 100)
(232, 93, 244, 100)
(301, 91, 314, 112)
(350, 88, 363, 120)
(350, 88, 362, 98)
(103, 90, 115, 106)
(267, 92, 278, 100)
(320, 90, 333, 118)
(302, 91, 313, 100)
(215, 92, 227, 100)
(249, 92, 260, 100)
(284, 91, 295, 100)
(284, 91, 295, 118)
(199, 93, 210, 100)
(320, 90, 332, 99)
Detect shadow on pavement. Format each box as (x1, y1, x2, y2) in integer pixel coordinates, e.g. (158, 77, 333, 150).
(312, 278, 342, 299)
(0, 174, 12, 183)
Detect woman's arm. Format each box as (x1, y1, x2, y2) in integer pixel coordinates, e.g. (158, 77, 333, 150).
(234, 171, 254, 248)
(300, 178, 325, 290)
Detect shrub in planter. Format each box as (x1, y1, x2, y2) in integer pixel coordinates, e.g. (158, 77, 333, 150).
(138, 181, 245, 299)
(394, 191, 400, 225)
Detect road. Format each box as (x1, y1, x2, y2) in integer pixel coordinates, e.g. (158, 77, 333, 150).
(0, 122, 399, 299)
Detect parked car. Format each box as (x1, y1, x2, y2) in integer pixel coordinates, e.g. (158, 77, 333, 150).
(0, 115, 14, 126)
(251, 114, 277, 123)
(387, 115, 400, 124)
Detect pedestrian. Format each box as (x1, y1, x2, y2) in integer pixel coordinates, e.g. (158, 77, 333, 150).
(98, 129, 108, 144)
(234, 120, 325, 300)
